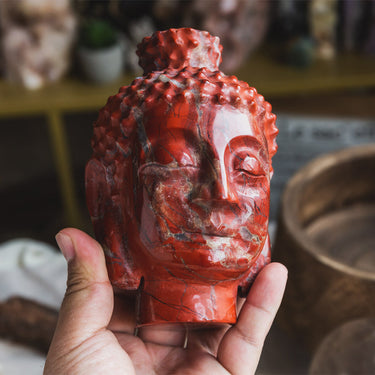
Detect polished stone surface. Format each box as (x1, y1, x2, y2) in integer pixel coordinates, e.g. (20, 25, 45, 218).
(86, 28, 278, 326)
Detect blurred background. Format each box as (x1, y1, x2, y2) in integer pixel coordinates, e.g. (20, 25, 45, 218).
(0, 0, 374, 374)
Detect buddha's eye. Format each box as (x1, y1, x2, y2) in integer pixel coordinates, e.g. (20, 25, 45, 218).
(177, 152, 198, 168)
(233, 154, 265, 177)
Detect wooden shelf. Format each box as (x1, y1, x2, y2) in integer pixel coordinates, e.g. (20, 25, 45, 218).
(0, 74, 132, 117)
(1, 52, 374, 118)
(271, 92, 375, 118)
(235, 52, 375, 98)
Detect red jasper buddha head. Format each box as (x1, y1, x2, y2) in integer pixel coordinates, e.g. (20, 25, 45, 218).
(86, 28, 278, 326)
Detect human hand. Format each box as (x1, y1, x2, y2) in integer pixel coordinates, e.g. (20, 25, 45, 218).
(44, 228, 287, 375)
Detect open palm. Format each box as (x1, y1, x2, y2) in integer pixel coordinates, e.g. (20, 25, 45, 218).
(44, 228, 287, 375)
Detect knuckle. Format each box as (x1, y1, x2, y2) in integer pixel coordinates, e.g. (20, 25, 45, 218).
(65, 268, 110, 299)
(234, 325, 262, 349)
(66, 268, 92, 296)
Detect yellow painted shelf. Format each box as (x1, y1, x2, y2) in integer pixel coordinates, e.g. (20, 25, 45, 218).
(1, 52, 374, 117)
(0, 74, 131, 117)
(236, 53, 375, 98)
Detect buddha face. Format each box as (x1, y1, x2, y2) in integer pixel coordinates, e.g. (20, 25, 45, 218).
(131, 101, 270, 279)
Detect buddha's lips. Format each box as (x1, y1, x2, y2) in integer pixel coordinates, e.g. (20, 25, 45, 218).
(188, 231, 234, 238)
(155, 204, 257, 238)
(162, 228, 263, 243)
(151, 209, 264, 242)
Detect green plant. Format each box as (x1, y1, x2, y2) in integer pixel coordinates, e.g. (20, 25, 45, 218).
(79, 19, 118, 49)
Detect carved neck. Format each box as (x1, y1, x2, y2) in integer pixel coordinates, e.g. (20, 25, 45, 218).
(137, 278, 237, 326)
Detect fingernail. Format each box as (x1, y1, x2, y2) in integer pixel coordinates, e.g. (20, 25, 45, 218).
(56, 233, 75, 261)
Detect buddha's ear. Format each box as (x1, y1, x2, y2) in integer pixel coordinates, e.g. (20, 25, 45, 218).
(85, 159, 142, 290)
(85, 159, 107, 222)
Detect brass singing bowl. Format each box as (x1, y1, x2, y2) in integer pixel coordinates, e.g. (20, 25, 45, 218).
(273, 143, 375, 351)
(309, 318, 375, 374)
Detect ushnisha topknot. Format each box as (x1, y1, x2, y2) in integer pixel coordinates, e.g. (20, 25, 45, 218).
(136, 28, 223, 74)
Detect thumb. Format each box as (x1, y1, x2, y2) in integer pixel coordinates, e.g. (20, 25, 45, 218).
(51, 228, 113, 350)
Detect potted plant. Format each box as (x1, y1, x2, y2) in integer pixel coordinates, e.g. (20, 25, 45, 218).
(77, 18, 124, 84)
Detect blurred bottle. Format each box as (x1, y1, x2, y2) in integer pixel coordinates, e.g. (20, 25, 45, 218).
(309, 0, 338, 60)
(268, 0, 314, 68)
(364, 0, 375, 55)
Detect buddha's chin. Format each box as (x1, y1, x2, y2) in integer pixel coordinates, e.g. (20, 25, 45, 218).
(140, 233, 265, 278)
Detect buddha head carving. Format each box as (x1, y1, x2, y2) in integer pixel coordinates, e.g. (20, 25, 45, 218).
(86, 28, 278, 326)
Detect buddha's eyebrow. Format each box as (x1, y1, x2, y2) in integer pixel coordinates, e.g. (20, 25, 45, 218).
(148, 131, 202, 163)
(154, 143, 178, 163)
(227, 136, 265, 160)
(150, 129, 200, 149)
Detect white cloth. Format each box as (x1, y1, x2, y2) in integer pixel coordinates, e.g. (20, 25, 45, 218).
(0, 239, 67, 375)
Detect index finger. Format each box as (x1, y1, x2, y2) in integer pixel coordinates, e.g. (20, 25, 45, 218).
(217, 262, 288, 375)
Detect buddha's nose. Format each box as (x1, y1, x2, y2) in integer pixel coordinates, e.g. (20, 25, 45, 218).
(205, 160, 238, 203)
(212, 177, 237, 202)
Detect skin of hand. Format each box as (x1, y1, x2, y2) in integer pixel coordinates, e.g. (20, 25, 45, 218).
(44, 228, 287, 375)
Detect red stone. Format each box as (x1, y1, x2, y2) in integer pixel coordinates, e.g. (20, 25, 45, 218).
(86, 28, 278, 326)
